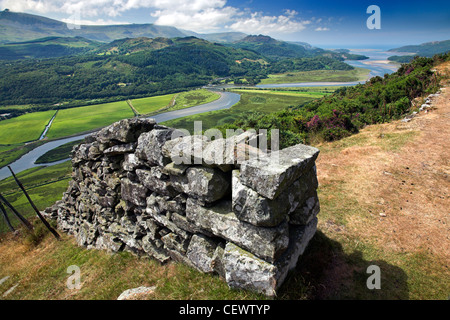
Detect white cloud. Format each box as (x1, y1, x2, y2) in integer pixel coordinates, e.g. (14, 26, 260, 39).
(315, 27, 330, 31)
(151, 4, 237, 32)
(61, 17, 130, 26)
(229, 12, 308, 34)
(0, 0, 312, 34)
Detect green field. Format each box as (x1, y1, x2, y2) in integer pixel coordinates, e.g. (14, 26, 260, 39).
(0, 161, 72, 232)
(259, 67, 370, 84)
(169, 89, 220, 111)
(35, 140, 83, 164)
(0, 110, 55, 144)
(46, 101, 134, 139)
(129, 94, 175, 115)
(162, 90, 320, 132)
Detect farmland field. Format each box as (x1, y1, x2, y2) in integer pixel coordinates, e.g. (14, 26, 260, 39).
(162, 89, 320, 132)
(0, 110, 56, 144)
(259, 67, 370, 84)
(130, 94, 175, 115)
(46, 101, 134, 139)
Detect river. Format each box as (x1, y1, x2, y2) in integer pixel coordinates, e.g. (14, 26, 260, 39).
(0, 49, 398, 181)
(0, 90, 241, 180)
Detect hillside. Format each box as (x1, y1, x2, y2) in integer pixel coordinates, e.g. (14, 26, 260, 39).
(230, 34, 324, 60)
(0, 37, 267, 105)
(0, 35, 362, 106)
(0, 61, 448, 300)
(0, 10, 248, 45)
(389, 40, 450, 56)
(230, 35, 368, 61)
(0, 36, 101, 60)
(0, 10, 186, 43)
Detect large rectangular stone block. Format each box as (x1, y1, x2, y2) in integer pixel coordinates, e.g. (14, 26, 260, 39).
(223, 217, 317, 296)
(186, 198, 289, 263)
(232, 168, 318, 227)
(239, 144, 319, 200)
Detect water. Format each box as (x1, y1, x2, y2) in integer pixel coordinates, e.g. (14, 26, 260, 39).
(0, 50, 400, 180)
(0, 91, 241, 181)
(257, 49, 399, 89)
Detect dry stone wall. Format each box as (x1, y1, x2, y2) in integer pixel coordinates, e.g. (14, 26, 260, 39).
(44, 118, 320, 296)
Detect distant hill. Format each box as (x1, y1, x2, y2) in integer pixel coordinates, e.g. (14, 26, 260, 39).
(0, 36, 101, 60)
(229, 35, 368, 61)
(0, 9, 247, 44)
(230, 35, 315, 60)
(388, 40, 450, 57)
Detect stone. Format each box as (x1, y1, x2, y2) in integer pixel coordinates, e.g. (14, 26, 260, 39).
(223, 218, 317, 296)
(186, 167, 230, 203)
(162, 135, 208, 165)
(136, 167, 178, 197)
(232, 168, 318, 227)
(96, 118, 156, 144)
(186, 198, 289, 263)
(122, 153, 144, 171)
(95, 232, 124, 253)
(289, 191, 320, 225)
(223, 242, 278, 296)
(117, 286, 157, 300)
(202, 131, 259, 171)
(163, 162, 189, 176)
(211, 244, 226, 278)
(120, 178, 149, 207)
(135, 128, 175, 166)
(186, 234, 219, 273)
(141, 236, 170, 263)
(240, 144, 319, 200)
(103, 143, 137, 156)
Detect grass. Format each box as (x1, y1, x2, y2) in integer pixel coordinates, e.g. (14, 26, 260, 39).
(34, 140, 83, 164)
(128, 89, 220, 116)
(169, 89, 220, 112)
(0, 161, 72, 232)
(0, 110, 56, 144)
(162, 90, 318, 133)
(259, 67, 370, 85)
(0, 99, 448, 299)
(46, 101, 134, 139)
(130, 94, 175, 115)
(0, 232, 264, 300)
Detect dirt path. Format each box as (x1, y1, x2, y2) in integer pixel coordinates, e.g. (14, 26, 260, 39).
(317, 61, 450, 261)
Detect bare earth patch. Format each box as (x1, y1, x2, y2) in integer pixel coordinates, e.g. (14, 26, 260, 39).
(310, 61, 450, 299)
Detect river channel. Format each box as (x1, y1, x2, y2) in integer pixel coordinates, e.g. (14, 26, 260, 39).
(0, 49, 398, 180)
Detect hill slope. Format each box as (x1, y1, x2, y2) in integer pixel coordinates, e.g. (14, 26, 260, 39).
(0, 62, 448, 300)
(389, 40, 450, 57)
(0, 36, 101, 60)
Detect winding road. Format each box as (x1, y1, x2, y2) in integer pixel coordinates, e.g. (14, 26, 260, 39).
(0, 50, 398, 180)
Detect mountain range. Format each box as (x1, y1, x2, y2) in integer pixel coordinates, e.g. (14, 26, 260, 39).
(0, 9, 246, 44)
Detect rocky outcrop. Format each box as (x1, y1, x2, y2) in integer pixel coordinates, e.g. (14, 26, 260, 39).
(44, 118, 320, 296)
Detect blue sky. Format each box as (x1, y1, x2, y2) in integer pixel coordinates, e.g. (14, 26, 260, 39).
(1, 0, 449, 48)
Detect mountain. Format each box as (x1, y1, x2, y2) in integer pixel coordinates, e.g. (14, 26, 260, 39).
(0, 10, 187, 43)
(180, 29, 247, 43)
(0, 9, 247, 44)
(0, 36, 101, 60)
(230, 35, 314, 60)
(229, 35, 367, 61)
(0, 36, 268, 105)
(388, 40, 450, 57)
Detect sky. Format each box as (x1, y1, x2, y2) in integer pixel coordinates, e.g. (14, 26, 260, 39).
(1, 0, 449, 48)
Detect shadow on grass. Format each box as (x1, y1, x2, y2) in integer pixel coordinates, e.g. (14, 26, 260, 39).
(277, 231, 409, 300)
